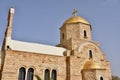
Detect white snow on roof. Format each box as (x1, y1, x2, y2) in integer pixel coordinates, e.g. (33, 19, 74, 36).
(6, 37, 66, 56)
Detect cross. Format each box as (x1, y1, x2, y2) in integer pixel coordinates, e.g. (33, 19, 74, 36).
(72, 9, 77, 16)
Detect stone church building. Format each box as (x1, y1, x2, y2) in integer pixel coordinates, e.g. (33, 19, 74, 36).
(0, 7, 112, 80)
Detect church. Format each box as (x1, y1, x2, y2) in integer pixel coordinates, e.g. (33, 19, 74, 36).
(0, 7, 112, 80)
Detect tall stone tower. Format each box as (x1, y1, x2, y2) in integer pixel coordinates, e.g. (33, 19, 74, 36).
(59, 10, 92, 50)
(59, 10, 112, 80)
(0, 7, 15, 80)
(2, 7, 14, 50)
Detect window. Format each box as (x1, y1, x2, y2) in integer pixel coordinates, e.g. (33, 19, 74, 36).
(62, 33, 64, 39)
(27, 68, 34, 80)
(100, 76, 103, 80)
(18, 67, 26, 80)
(44, 69, 50, 80)
(84, 30, 87, 38)
(51, 70, 57, 80)
(89, 50, 93, 59)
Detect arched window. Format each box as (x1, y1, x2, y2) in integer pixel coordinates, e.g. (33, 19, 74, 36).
(62, 33, 64, 39)
(89, 50, 93, 59)
(27, 68, 34, 80)
(51, 70, 57, 80)
(18, 67, 26, 80)
(84, 30, 87, 38)
(44, 69, 50, 80)
(100, 76, 103, 80)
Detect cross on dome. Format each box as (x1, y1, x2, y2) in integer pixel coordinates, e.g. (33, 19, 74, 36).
(72, 9, 77, 16)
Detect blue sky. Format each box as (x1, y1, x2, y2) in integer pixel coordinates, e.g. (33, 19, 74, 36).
(0, 0, 120, 77)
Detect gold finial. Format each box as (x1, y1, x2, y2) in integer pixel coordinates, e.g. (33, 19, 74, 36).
(72, 9, 77, 16)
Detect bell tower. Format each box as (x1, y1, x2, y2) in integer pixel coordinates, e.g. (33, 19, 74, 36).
(5, 7, 14, 37)
(2, 7, 15, 50)
(59, 9, 92, 50)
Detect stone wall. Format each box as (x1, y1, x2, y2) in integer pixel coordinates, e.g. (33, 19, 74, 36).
(82, 70, 96, 80)
(1, 50, 67, 80)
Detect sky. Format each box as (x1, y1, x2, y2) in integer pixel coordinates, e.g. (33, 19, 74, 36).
(0, 0, 120, 77)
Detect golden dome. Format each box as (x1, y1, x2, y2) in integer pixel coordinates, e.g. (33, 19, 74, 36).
(64, 16, 90, 25)
(83, 60, 102, 70)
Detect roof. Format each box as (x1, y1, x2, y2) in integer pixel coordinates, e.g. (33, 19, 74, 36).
(83, 60, 103, 70)
(64, 16, 90, 25)
(6, 37, 66, 56)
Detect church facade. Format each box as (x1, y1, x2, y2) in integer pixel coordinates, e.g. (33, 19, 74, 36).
(0, 7, 112, 80)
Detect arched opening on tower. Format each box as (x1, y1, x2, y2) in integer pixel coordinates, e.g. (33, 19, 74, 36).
(89, 50, 93, 59)
(84, 30, 87, 38)
(62, 33, 65, 39)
